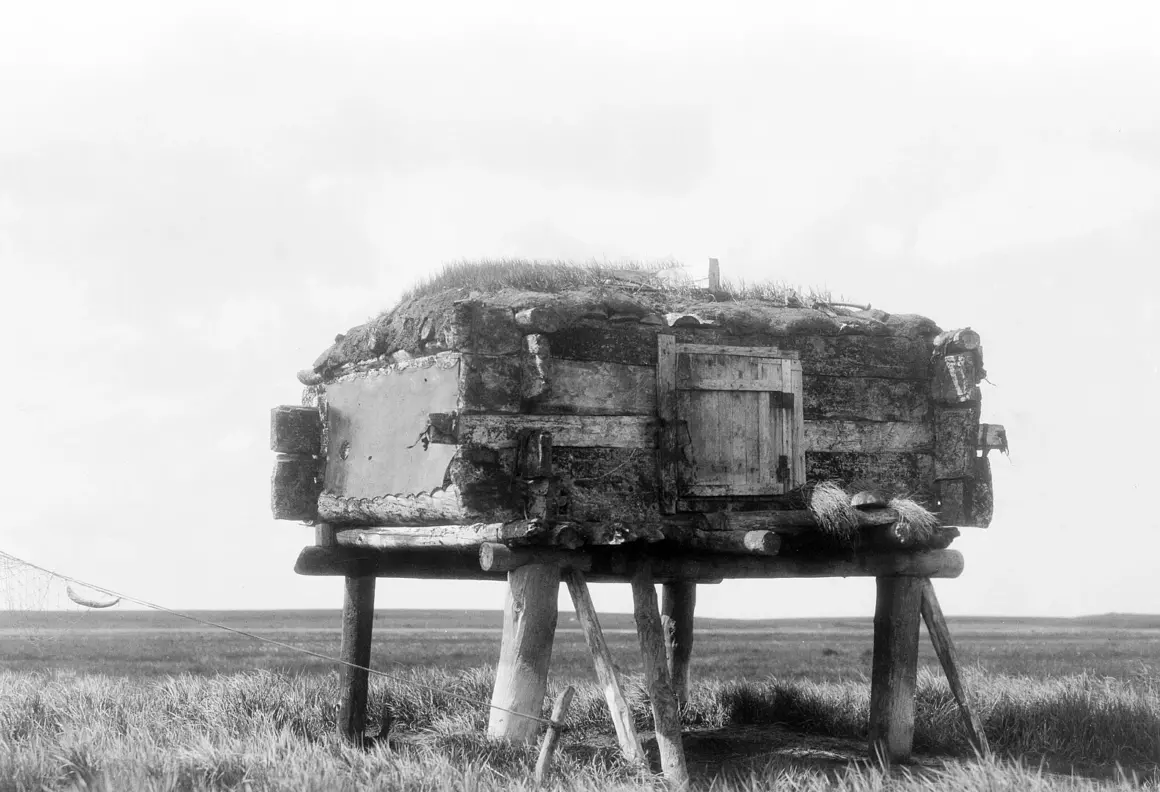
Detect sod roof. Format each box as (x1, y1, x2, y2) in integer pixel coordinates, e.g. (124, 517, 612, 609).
(301, 260, 940, 384)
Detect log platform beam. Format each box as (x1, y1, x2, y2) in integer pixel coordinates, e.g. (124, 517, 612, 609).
(337, 568, 376, 745)
(868, 576, 923, 764)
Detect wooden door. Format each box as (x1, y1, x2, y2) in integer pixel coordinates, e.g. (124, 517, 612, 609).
(656, 337, 804, 507)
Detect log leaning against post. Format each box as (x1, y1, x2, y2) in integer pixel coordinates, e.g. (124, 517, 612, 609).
(270, 262, 1004, 778)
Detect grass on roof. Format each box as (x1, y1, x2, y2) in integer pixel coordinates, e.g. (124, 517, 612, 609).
(396, 258, 833, 306)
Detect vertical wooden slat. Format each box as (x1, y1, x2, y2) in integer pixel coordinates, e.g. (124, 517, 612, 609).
(488, 564, 559, 743)
(920, 579, 990, 756)
(789, 360, 805, 487)
(868, 575, 923, 764)
(631, 564, 689, 786)
(337, 570, 376, 745)
(565, 570, 647, 767)
(757, 391, 772, 486)
(656, 334, 678, 513)
(661, 582, 696, 707)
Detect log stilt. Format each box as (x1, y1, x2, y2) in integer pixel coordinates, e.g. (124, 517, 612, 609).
(534, 686, 576, 787)
(660, 582, 696, 707)
(337, 570, 376, 745)
(631, 564, 690, 787)
(868, 575, 923, 764)
(920, 579, 990, 756)
(488, 563, 559, 743)
(564, 569, 647, 767)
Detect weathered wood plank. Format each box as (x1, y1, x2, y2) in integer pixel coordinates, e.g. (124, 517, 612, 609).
(805, 376, 930, 423)
(335, 521, 545, 550)
(806, 452, 936, 505)
(932, 353, 981, 404)
(934, 404, 981, 479)
(515, 306, 565, 334)
(938, 479, 967, 526)
(933, 327, 981, 353)
(488, 564, 559, 743)
(631, 565, 689, 786)
(676, 349, 789, 392)
(937, 457, 994, 528)
(677, 342, 799, 359)
(804, 421, 933, 453)
(549, 323, 931, 378)
(970, 456, 993, 528)
(661, 582, 696, 707)
(447, 301, 523, 355)
(528, 357, 656, 415)
(271, 454, 321, 521)
(271, 405, 322, 455)
(869, 576, 923, 764)
(459, 354, 522, 413)
(920, 579, 990, 757)
(977, 424, 1007, 454)
(656, 334, 679, 513)
(463, 354, 932, 425)
(790, 361, 806, 486)
(337, 570, 376, 746)
(456, 414, 658, 449)
(565, 570, 648, 767)
(754, 334, 931, 379)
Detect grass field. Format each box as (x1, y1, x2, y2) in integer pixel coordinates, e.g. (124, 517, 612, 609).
(2, 609, 1158, 790)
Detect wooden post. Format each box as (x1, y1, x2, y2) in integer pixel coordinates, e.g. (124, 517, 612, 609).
(707, 258, 720, 292)
(564, 569, 647, 767)
(920, 579, 990, 756)
(488, 563, 559, 743)
(661, 583, 696, 706)
(631, 564, 689, 787)
(868, 576, 923, 764)
(534, 686, 576, 787)
(337, 569, 376, 745)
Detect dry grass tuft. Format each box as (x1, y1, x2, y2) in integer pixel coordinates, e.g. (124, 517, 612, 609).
(397, 258, 832, 306)
(888, 497, 941, 543)
(807, 482, 860, 541)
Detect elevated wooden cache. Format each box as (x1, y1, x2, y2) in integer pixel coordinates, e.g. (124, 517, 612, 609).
(270, 264, 1003, 774)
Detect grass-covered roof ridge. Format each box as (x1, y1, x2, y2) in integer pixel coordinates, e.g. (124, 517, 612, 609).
(398, 258, 835, 308)
(303, 259, 941, 384)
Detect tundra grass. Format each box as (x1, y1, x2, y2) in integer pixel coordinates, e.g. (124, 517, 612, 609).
(1, 667, 1157, 791)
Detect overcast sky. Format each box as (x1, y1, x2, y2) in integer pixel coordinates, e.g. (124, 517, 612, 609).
(2, 1, 1158, 619)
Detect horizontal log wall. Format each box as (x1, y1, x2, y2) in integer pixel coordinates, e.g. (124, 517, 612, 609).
(305, 314, 971, 526)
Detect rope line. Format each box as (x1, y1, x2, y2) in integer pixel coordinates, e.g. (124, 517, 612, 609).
(0, 551, 557, 728)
